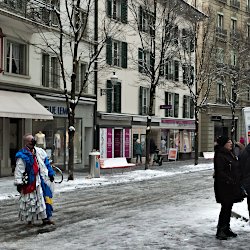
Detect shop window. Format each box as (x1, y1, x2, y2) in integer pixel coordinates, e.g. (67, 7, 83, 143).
(106, 0, 128, 23)
(42, 53, 60, 89)
(183, 95, 194, 119)
(139, 86, 149, 115)
(6, 39, 28, 75)
(32, 118, 82, 166)
(165, 92, 179, 117)
(76, 62, 87, 93)
(106, 37, 127, 68)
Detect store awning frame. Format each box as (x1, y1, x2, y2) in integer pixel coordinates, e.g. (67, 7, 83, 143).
(0, 90, 53, 120)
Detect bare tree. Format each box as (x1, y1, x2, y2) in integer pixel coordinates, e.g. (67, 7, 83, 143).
(220, 29, 250, 141)
(28, 0, 117, 180)
(128, 0, 205, 168)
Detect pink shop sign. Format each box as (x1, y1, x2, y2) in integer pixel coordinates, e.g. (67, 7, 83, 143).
(124, 128, 130, 158)
(107, 128, 113, 158)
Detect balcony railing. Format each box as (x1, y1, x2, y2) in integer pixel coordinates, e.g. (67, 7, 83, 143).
(230, 0, 240, 9)
(230, 30, 241, 40)
(0, 0, 59, 27)
(216, 98, 227, 104)
(218, 0, 227, 3)
(216, 27, 227, 40)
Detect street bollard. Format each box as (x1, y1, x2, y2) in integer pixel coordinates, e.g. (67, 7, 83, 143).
(89, 151, 100, 178)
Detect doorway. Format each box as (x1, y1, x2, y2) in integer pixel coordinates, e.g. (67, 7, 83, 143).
(9, 118, 21, 173)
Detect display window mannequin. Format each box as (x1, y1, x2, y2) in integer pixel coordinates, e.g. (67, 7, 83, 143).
(35, 131, 46, 149)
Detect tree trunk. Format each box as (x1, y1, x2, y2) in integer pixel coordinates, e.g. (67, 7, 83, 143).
(67, 109, 75, 180)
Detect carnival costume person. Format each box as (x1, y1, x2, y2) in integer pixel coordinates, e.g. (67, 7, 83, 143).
(14, 133, 55, 225)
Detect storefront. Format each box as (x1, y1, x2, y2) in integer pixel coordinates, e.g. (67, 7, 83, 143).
(97, 112, 132, 159)
(0, 90, 53, 177)
(161, 118, 195, 160)
(37, 96, 94, 170)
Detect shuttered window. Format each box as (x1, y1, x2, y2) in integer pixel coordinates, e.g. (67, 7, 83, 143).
(139, 86, 149, 115)
(165, 92, 179, 117)
(106, 80, 122, 113)
(106, 37, 127, 68)
(106, 0, 128, 23)
(183, 95, 194, 118)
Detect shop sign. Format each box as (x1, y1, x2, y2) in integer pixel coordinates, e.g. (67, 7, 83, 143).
(168, 148, 178, 160)
(45, 105, 68, 116)
(161, 119, 195, 129)
(124, 128, 130, 158)
(160, 105, 172, 109)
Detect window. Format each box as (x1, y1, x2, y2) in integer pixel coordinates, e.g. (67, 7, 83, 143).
(216, 81, 225, 103)
(162, 60, 179, 81)
(183, 95, 194, 119)
(216, 47, 225, 64)
(138, 48, 152, 73)
(106, 80, 121, 113)
(217, 14, 224, 29)
(231, 18, 237, 33)
(74, 8, 88, 38)
(247, 24, 250, 38)
(230, 50, 237, 66)
(76, 62, 87, 93)
(165, 24, 179, 45)
(181, 29, 194, 52)
(165, 92, 179, 117)
(106, 0, 128, 23)
(106, 37, 127, 68)
(139, 86, 149, 115)
(29, 0, 59, 26)
(182, 64, 194, 85)
(6, 40, 27, 75)
(139, 6, 154, 35)
(247, 85, 250, 101)
(42, 53, 60, 89)
(4, 0, 26, 12)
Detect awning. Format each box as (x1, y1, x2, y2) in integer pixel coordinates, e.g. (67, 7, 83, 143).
(0, 90, 53, 120)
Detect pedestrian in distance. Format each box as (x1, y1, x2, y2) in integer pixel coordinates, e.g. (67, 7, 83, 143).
(149, 138, 157, 166)
(134, 139, 143, 165)
(234, 137, 245, 159)
(213, 135, 244, 240)
(14, 133, 56, 226)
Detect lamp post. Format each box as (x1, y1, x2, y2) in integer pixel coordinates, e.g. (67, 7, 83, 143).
(110, 72, 118, 112)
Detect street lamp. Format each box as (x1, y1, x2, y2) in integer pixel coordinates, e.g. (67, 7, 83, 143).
(100, 72, 118, 96)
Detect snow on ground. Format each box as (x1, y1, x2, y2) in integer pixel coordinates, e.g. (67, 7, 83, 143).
(1, 162, 250, 250)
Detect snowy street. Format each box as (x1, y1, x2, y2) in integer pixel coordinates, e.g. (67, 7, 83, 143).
(1, 161, 250, 249)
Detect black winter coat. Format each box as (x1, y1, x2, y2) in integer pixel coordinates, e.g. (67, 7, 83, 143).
(239, 143, 250, 194)
(214, 145, 243, 203)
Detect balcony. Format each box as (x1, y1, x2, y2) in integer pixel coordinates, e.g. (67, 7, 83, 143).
(218, 0, 227, 3)
(216, 27, 227, 40)
(0, 0, 59, 27)
(216, 98, 227, 104)
(230, 30, 241, 40)
(230, 0, 240, 9)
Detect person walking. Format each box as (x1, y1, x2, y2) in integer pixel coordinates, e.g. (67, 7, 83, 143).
(239, 142, 250, 221)
(134, 139, 143, 165)
(149, 138, 157, 166)
(14, 133, 55, 226)
(214, 135, 244, 240)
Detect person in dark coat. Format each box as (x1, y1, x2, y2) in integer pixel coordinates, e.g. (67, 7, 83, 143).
(149, 138, 157, 166)
(239, 142, 250, 220)
(134, 139, 143, 165)
(214, 135, 244, 240)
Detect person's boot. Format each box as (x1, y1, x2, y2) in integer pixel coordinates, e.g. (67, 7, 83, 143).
(226, 227, 237, 238)
(216, 226, 228, 240)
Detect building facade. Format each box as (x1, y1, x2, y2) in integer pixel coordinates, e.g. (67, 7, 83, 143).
(0, 1, 96, 176)
(188, 0, 250, 153)
(96, 0, 203, 161)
